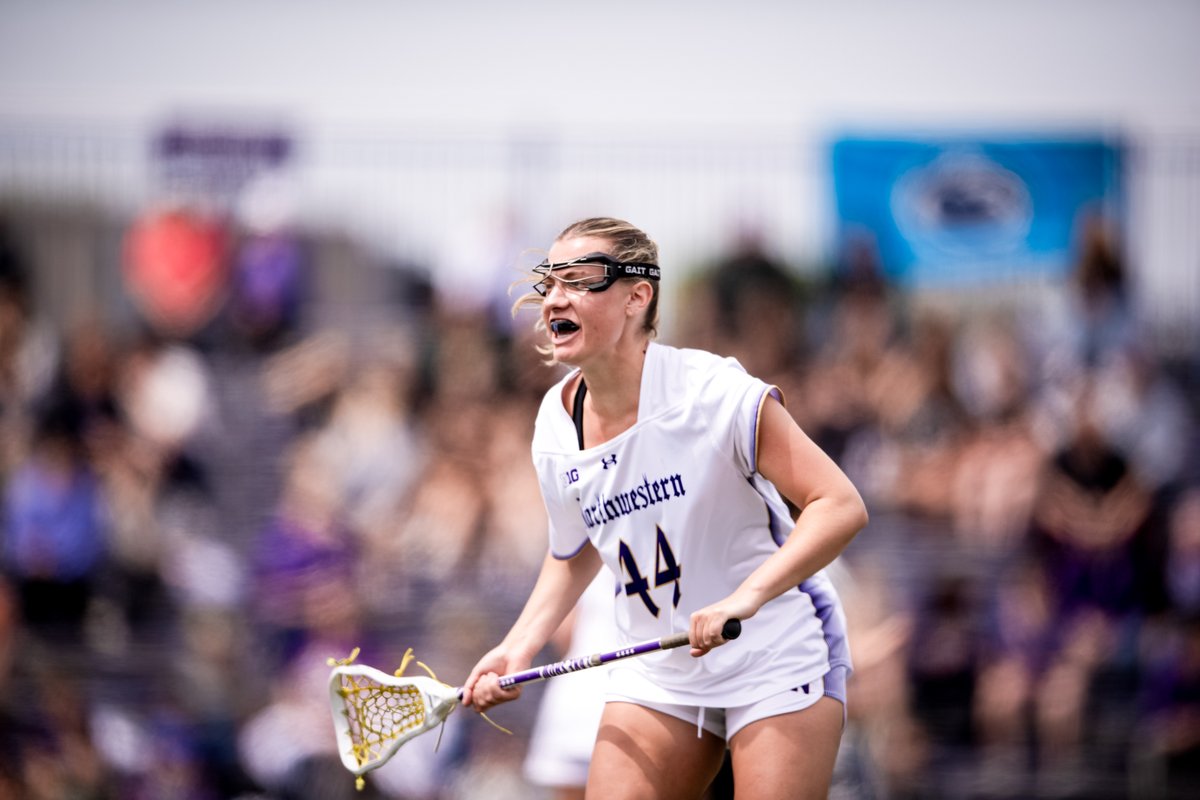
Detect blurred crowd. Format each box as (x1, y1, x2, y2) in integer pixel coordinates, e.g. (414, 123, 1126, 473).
(0, 208, 1197, 800)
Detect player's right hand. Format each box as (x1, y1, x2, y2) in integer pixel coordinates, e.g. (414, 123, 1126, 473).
(462, 647, 527, 712)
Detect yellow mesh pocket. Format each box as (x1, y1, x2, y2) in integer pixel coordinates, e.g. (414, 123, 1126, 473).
(337, 672, 428, 769)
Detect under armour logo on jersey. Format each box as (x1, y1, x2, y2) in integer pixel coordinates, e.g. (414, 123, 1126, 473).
(602, 454, 618, 470)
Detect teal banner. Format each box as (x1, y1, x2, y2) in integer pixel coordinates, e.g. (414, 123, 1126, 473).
(831, 135, 1122, 286)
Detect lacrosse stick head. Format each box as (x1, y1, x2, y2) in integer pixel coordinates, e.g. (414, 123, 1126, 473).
(328, 663, 461, 782)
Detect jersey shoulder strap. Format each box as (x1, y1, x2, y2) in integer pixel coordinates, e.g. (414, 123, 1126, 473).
(572, 377, 587, 450)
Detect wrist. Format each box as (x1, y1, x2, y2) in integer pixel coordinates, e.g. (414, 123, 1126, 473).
(502, 634, 543, 664)
(734, 582, 772, 615)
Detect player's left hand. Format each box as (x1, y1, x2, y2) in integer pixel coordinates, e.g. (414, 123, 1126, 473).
(688, 597, 756, 657)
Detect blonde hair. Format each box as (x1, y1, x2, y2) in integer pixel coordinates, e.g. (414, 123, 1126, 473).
(511, 217, 661, 358)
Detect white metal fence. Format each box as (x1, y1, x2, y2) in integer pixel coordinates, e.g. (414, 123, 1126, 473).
(1, 118, 1196, 344)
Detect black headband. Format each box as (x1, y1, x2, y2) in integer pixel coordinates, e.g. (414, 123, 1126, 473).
(533, 252, 660, 282)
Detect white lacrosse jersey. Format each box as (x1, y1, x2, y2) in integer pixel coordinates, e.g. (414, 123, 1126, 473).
(532, 342, 851, 707)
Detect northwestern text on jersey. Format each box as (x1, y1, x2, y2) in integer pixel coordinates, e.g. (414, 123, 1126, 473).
(580, 472, 686, 530)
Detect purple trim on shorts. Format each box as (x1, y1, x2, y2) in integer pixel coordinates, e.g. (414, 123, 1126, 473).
(824, 664, 849, 729)
(823, 664, 848, 706)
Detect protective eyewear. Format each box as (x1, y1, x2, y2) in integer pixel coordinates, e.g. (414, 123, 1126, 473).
(532, 253, 660, 297)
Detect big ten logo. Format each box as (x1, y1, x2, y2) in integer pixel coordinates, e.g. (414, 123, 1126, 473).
(562, 468, 580, 487)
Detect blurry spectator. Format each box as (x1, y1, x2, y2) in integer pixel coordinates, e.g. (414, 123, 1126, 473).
(972, 549, 1145, 791)
(952, 314, 1034, 425)
(825, 557, 912, 798)
(15, 670, 114, 800)
(1135, 614, 1200, 795)
(1093, 347, 1195, 494)
(227, 230, 306, 351)
(0, 223, 33, 398)
(474, 396, 550, 583)
(906, 575, 979, 750)
(112, 704, 224, 800)
(229, 173, 307, 352)
(810, 226, 893, 372)
(796, 356, 876, 476)
(157, 486, 243, 614)
(0, 579, 14, 691)
(0, 216, 24, 303)
(249, 435, 357, 666)
(975, 555, 1057, 765)
(429, 309, 503, 406)
(868, 311, 970, 521)
(950, 317, 1045, 549)
(0, 232, 58, 476)
(123, 206, 229, 340)
(43, 318, 121, 450)
(372, 310, 509, 585)
(2, 405, 107, 640)
(385, 424, 486, 583)
(1067, 216, 1138, 368)
(700, 227, 804, 382)
(1030, 377, 1161, 619)
(171, 608, 256, 796)
(116, 336, 215, 455)
(1165, 486, 1200, 616)
(0, 580, 19, 794)
(260, 329, 352, 426)
(1000, 375, 1166, 779)
(91, 425, 187, 644)
(500, 311, 562, 402)
(91, 337, 220, 641)
(791, 243, 894, 488)
(312, 357, 424, 543)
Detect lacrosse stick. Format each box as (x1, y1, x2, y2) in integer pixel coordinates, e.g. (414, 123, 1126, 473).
(328, 620, 741, 789)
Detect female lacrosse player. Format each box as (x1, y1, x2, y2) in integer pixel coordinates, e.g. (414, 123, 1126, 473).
(463, 217, 867, 800)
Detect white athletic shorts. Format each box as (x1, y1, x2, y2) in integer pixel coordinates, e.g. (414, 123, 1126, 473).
(605, 665, 848, 741)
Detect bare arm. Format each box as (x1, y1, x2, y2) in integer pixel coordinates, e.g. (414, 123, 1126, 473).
(463, 542, 603, 710)
(688, 395, 868, 654)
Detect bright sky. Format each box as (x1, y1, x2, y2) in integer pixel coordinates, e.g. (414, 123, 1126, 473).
(1, 0, 1197, 135)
